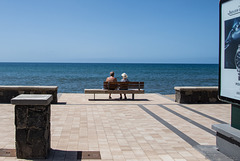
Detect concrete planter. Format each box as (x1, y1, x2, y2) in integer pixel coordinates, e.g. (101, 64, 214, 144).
(12, 94, 52, 159)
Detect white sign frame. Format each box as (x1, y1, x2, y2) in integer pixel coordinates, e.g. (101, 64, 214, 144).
(219, 0, 240, 105)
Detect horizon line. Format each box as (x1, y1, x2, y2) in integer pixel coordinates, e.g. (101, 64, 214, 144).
(0, 61, 219, 65)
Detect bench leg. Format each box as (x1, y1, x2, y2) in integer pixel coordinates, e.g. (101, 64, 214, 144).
(132, 94, 134, 100)
(94, 93, 95, 100)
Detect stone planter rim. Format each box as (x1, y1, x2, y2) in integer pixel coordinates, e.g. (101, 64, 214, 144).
(11, 94, 53, 105)
(174, 86, 218, 91)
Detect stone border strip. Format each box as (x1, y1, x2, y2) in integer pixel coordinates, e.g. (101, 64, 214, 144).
(156, 93, 228, 124)
(138, 104, 200, 147)
(157, 104, 216, 136)
(138, 104, 232, 161)
(177, 104, 227, 124)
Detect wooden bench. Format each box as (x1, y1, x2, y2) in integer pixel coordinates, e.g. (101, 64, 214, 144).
(84, 82, 144, 100)
(0, 86, 58, 104)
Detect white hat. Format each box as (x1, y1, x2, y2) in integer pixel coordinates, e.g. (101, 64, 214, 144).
(121, 73, 128, 78)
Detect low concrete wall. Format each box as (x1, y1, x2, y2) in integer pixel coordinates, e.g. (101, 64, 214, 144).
(0, 86, 58, 104)
(174, 86, 222, 104)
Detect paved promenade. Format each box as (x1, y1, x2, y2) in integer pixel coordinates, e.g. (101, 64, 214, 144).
(0, 93, 233, 161)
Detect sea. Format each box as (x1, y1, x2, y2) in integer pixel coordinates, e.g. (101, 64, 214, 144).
(0, 63, 218, 95)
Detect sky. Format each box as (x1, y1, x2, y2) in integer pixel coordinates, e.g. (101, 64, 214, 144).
(0, 0, 219, 64)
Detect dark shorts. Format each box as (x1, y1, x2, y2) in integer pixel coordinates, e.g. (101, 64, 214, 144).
(119, 88, 128, 90)
(104, 87, 117, 90)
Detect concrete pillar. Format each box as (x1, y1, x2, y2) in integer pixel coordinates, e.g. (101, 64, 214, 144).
(11, 94, 52, 159)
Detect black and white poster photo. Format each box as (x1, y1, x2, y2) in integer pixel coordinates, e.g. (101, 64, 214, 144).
(225, 17, 240, 69)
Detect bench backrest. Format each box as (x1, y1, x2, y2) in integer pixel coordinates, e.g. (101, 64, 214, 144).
(103, 82, 144, 90)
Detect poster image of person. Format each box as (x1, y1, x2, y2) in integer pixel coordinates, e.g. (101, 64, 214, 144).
(225, 17, 240, 69)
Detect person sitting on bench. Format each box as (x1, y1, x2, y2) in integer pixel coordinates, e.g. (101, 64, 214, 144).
(119, 73, 129, 100)
(105, 71, 117, 99)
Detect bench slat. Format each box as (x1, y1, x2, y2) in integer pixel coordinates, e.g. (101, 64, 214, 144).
(103, 82, 144, 90)
(85, 89, 144, 94)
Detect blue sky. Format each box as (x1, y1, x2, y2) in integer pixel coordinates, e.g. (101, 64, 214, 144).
(0, 0, 219, 63)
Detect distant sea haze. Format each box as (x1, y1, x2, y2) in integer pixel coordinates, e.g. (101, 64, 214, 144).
(0, 63, 218, 94)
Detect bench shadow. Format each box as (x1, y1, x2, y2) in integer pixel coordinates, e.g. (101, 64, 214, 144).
(88, 99, 149, 101)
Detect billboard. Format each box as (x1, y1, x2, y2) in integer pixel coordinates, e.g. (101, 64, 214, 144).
(219, 0, 240, 104)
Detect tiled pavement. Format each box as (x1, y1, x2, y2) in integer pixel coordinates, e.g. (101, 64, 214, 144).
(0, 93, 233, 161)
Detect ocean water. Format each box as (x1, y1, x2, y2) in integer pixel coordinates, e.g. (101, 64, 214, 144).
(0, 63, 218, 94)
